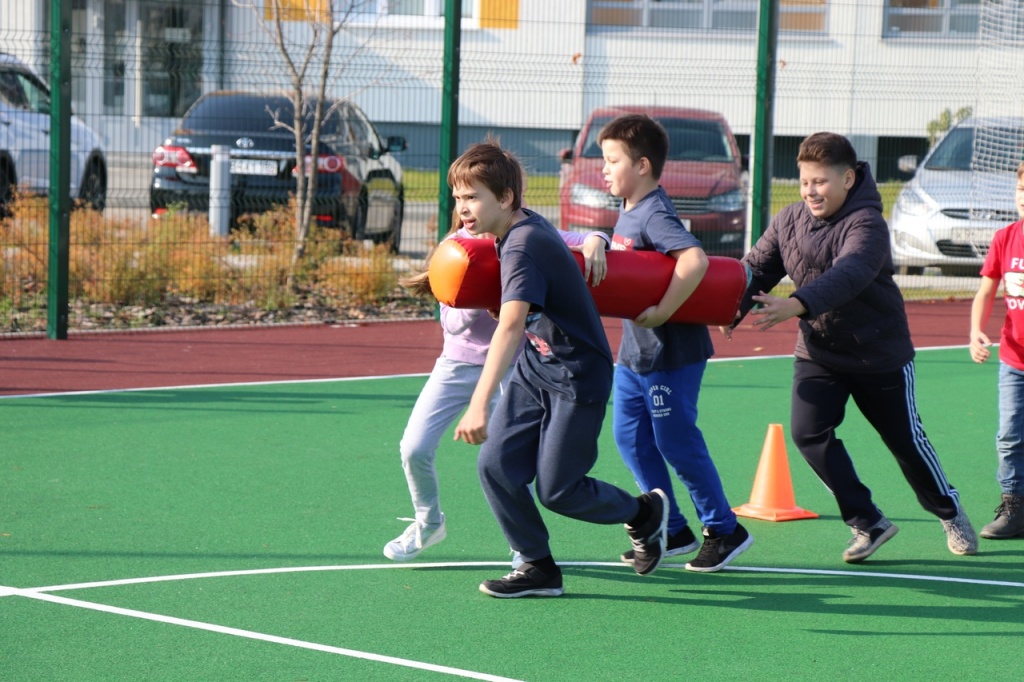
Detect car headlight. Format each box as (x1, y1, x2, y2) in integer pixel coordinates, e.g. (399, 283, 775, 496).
(707, 189, 745, 212)
(570, 183, 617, 210)
(894, 186, 932, 218)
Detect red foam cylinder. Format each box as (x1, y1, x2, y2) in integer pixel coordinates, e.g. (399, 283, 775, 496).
(428, 236, 746, 326)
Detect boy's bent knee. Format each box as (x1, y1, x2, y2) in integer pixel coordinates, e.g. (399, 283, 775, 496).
(537, 484, 584, 514)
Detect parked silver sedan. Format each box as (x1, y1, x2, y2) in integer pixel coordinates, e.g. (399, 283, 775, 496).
(0, 51, 107, 214)
(890, 116, 1024, 276)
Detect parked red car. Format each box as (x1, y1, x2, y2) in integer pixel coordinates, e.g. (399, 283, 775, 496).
(558, 105, 746, 257)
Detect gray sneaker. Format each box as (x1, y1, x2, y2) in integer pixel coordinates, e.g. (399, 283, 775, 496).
(941, 509, 978, 555)
(843, 517, 899, 563)
(980, 493, 1024, 539)
(383, 514, 447, 561)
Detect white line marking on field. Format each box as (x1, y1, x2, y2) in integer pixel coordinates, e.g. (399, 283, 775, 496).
(2, 584, 523, 682)
(722, 564, 1024, 588)
(8, 560, 1024, 596)
(4, 559, 1020, 679)
(0, 373, 430, 400)
(0, 345, 972, 400)
(23, 561, 514, 593)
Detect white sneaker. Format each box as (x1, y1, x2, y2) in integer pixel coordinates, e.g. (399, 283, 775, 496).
(383, 514, 447, 561)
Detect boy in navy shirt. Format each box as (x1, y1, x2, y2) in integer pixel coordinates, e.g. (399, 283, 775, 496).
(599, 113, 753, 572)
(451, 140, 668, 598)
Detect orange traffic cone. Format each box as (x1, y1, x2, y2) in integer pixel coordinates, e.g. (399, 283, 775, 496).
(732, 423, 818, 522)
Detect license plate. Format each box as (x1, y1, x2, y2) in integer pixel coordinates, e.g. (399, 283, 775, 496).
(230, 159, 277, 176)
(951, 227, 995, 244)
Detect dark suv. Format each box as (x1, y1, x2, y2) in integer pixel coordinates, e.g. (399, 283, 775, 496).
(558, 105, 746, 257)
(150, 91, 406, 248)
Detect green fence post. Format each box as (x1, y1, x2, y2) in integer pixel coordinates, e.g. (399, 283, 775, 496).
(750, 0, 779, 246)
(47, 0, 72, 339)
(439, 0, 462, 240)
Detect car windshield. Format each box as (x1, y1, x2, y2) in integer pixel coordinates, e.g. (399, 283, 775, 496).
(182, 95, 336, 134)
(580, 116, 734, 162)
(925, 125, 1024, 172)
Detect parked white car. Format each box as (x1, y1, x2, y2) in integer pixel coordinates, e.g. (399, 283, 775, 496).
(889, 116, 1024, 276)
(0, 51, 107, 214)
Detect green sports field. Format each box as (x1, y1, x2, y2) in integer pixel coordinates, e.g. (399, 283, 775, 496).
(2, 349, 1022, 681)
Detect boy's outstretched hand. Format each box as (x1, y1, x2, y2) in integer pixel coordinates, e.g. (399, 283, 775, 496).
(749, 291, 806, 330)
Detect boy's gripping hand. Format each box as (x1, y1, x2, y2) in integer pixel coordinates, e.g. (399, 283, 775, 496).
(634, 305, 671, 329)
(719, 310, 742, 340)
(969, 332, 992, 364)
(579, 234, 608, 286)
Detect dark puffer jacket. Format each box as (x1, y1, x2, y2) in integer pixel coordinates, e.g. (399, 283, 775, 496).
(738, 162, 914, 372)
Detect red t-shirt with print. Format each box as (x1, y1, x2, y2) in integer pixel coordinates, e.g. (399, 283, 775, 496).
(981, 219, 1024, 370)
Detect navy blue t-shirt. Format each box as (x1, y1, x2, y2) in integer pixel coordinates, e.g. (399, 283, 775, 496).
(496, 210, 613, 404)
(612, 186, 714, 373)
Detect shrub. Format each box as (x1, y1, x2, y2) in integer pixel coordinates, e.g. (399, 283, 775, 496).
(0, 195, 410, 332)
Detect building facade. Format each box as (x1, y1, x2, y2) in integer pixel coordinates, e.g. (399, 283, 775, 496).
(3, 1, 1018, 178)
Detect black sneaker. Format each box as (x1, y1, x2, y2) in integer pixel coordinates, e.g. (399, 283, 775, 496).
(624, 489, 668, 576)
(478, 563, 564, 598)
(685, 523, 753, 573)
(621, 525, 699, 564)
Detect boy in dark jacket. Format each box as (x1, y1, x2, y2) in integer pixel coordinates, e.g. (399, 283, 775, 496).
(724, 132, 977, 563)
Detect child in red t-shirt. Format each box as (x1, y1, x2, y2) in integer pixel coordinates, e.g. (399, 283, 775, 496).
(969, 160, 1024, 540)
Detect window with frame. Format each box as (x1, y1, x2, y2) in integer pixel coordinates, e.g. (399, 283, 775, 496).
(0, 72, 32, 111)
(588, 0, 828, 34)
(883, 0, 981, 38)
(344, 0, 476, 23)
(45, 0, 203, 118)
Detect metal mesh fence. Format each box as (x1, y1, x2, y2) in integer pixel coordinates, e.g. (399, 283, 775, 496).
(2, 0, 1022, 336)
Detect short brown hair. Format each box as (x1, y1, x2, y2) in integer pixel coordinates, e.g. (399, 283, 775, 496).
(1016, 161, 1024, 180)
(597, 114, 669, 179)
(446, 138, 524, 211)
(797, 132, 857, 170)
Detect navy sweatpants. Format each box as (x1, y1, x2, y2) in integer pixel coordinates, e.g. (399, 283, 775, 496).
(790, 358, 961, 530)
(477, 373, 639, 563)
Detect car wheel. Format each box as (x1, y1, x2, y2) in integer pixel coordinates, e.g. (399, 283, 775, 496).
(897, 265, 924, 276)
(385, 196, 404, 254)
(349, 192, 368, 241)
(0, 163, 11, 217)
(77, 160, 107, 212)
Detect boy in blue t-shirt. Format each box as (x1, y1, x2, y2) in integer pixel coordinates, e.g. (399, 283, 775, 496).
(598, 113, 753, 572)
(450, 140, 669, 598)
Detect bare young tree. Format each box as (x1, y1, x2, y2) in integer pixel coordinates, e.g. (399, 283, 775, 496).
(238, 0, 378, 281)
